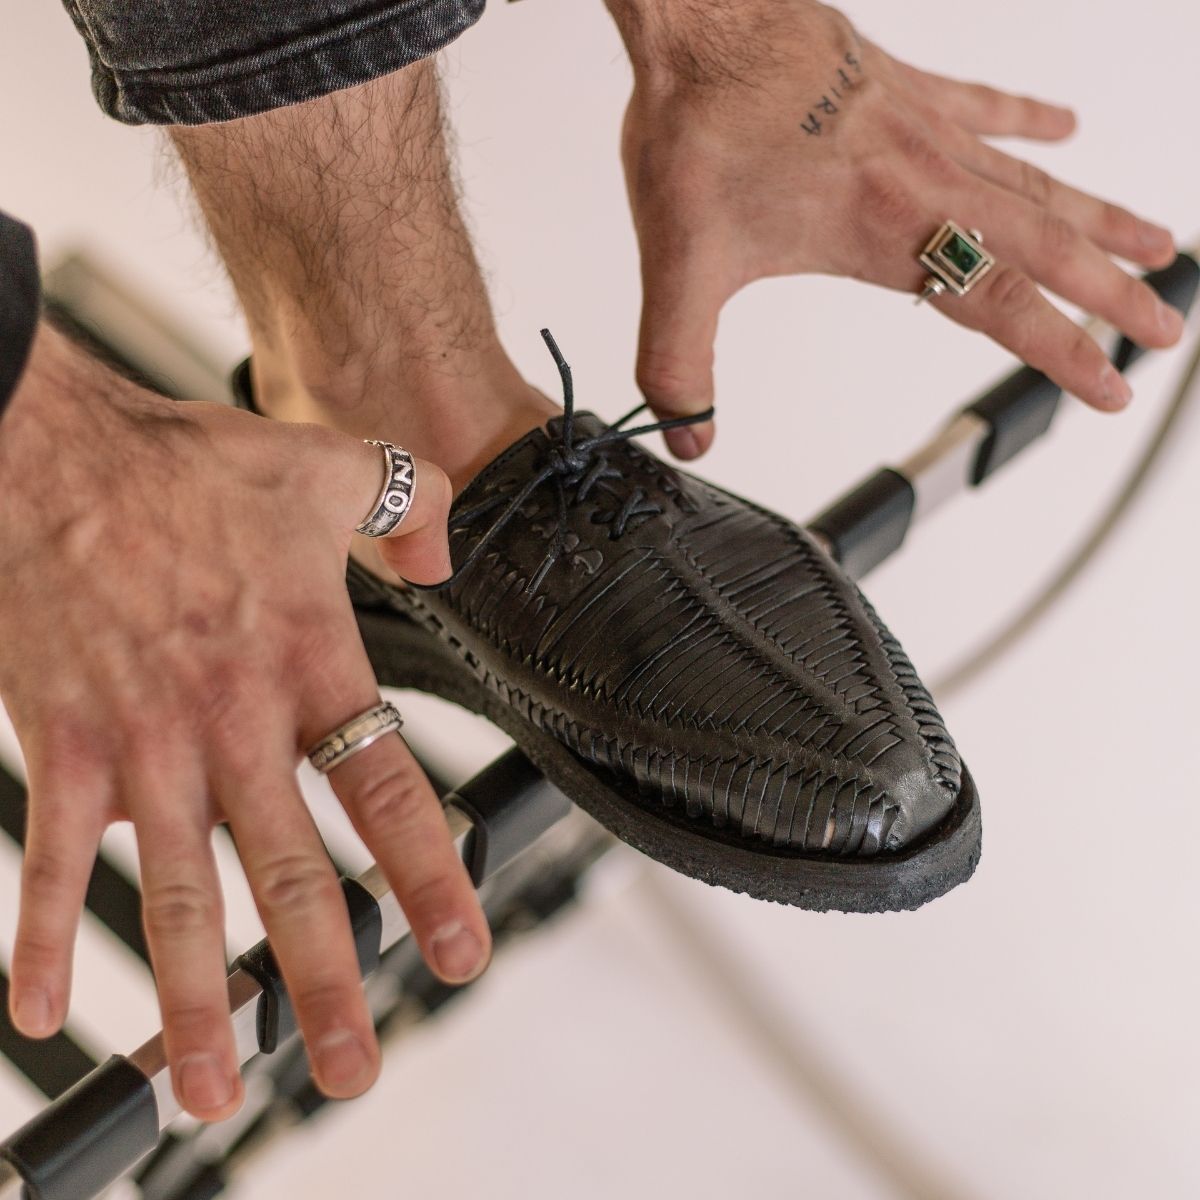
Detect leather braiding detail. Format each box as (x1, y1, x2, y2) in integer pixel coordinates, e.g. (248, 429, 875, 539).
(862, 596, 962, 800)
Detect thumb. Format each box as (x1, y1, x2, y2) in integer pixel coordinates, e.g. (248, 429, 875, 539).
(636, 244, 727, 460)
(348, 440, 454, 585)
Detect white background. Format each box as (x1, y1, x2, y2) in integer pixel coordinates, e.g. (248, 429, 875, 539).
(1, 1, 1198, 1197)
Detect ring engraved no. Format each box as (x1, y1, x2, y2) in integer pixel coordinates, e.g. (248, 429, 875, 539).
(356, 441, 417, 539)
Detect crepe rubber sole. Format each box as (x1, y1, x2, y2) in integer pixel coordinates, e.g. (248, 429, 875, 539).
(354, 605, 982, 914)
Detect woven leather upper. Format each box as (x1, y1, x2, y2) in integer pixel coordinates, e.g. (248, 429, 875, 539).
(353, 412, 962, 857)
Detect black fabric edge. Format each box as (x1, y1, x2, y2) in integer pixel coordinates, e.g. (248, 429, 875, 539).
(0, 213, 40, 424)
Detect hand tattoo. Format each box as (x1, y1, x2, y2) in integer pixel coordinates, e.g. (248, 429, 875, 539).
(800, 50, 864, 136)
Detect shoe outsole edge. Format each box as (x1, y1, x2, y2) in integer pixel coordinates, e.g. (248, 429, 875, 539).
(356, 606, 982, 914)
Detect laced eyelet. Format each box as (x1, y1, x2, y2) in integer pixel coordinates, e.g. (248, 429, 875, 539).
(434, 329, 713, 594)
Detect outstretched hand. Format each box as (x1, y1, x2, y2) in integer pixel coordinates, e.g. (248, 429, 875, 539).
(606, 0, 1183, 459)
(0, 327, 489, 1122)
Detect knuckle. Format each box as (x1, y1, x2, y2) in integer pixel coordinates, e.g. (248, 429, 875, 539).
(635, 349, 702, 411)
(890, 116, 958, 182)
(353, 766, 428, 835)
(22, 849, 76, 906)
(117, 707, 179, 759)
(1063, 326, 1104, 376)
(144, 881, 221, 940)
(855, 161, 922, 235)
(161, 999, 225, 1042)
(293, 979, 355, 1016)
(13, 929, 62, 973)
(190, 662, 247, 732)
(986, 264, 1038, 316)
(399, 873, 459, 930)
(1038, 210, 1077, 257)
(288, 619, 347, 688)
(1020, 159, 1055, 208)
(1124, 275, 1161, 325)
(33, 718, 106, 787)
(256, 854, 338, 915)
(1101, 203, 1143, 246)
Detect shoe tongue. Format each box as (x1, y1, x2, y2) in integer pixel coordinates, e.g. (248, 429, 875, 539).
(449, 410, 610, 518)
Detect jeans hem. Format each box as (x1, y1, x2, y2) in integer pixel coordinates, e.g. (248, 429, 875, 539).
(89, 0, 485, 125)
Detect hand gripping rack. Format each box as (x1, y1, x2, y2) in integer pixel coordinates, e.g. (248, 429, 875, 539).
(2, 252, 1197, 1200)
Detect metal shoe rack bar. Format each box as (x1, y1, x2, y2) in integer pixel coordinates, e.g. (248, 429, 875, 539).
(1, 253, 1196, 1200)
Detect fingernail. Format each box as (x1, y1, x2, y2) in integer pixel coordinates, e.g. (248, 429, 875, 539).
(665, 427, 701, 460)
(1101, 366, 1133, 409)
(178, 1053, 234, 1113)
(315, 1030, 373, 1093)
(430, 921, 485, 982)
(13, 988, 53, 1037)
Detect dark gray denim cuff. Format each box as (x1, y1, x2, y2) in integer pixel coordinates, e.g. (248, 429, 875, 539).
(60, 0, 486, 126)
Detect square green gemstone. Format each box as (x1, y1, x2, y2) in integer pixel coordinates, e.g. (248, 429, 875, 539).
(941, 232, 982, 275)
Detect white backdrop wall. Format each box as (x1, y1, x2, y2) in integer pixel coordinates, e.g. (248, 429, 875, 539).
(1, 2, 1197, 1197)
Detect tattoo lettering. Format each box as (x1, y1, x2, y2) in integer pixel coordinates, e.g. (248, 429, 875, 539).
(801, 50, 864, 136)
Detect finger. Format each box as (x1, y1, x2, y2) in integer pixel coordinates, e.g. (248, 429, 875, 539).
(127, 754, 244, 1121)
(215, 731, 380, 1101)
(367, 453, 454, 585)
(931, 262, 1132, 411)
(887, 54, 1077, 141)
(297, 618, 491, 987)
(9, 752, 106, 1039)
(914, 103, 1177, 268)
(307, 425, 451, 584)
(635, 239, 727, 460)
(953, 176, 1184, 355)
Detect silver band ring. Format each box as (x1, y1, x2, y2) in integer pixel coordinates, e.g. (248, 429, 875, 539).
(306, 701, 405, 775)
(356, 441, 417, 539)
(914, 220, 996, 306)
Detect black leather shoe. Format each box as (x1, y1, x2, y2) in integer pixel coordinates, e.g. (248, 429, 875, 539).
(233, 338, 979, 912)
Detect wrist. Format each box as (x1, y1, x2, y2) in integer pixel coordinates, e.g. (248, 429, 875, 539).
(606, 0, 838, 93)
(0, 325, 174, 493)
(604, 0, 773, 87)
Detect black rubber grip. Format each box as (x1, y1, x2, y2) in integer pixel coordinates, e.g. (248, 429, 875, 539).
(969, 252, 1200, 485)
(453, 749, 574, 887)
(1, 1055, 159, 1200)
(806, 468, 915, 581)
(1112, 251, 1200, 373)
(233, 877, 382, 1055)
(967, 365, 1062, 485)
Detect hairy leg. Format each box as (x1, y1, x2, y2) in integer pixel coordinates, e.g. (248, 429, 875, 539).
(172, 60, 555, 575)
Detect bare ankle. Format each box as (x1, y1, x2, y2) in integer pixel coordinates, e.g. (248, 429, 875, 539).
(249, 340, 560, 495)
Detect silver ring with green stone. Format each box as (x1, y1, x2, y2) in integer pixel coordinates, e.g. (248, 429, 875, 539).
(914, 220, 995, 305)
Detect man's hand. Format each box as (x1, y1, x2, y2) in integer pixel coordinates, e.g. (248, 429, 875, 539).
(0, 326, 491, 1120)
(605, 0, 1183, 459)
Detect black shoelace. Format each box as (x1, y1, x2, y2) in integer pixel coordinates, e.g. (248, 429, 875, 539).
(438, 329, 715, 593)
